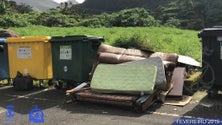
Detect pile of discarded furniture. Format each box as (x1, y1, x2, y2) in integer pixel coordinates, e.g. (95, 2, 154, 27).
(67, 44, 201, 112)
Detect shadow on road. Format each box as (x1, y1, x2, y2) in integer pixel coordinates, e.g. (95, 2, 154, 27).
(183, 93, 222, 118)
(4, 85, 221, 118)
(0, 86, 158, 117)
(0, 86, 65, 114)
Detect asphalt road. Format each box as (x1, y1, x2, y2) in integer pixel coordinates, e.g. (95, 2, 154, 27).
(0, 86, 222, 125)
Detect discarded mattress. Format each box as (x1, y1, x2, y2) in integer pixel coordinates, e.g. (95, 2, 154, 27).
(0, 29, 20, 37)
(74, 89, 161, 111)
(91, 64, 157, 94)
(98, 44, 151, 57)
(121, 57, 168, 91)
(150, 52, 178, 63)
(162, 60, 176, 71)
(98, 52, 146, 64)
(75, 89, 138, 107)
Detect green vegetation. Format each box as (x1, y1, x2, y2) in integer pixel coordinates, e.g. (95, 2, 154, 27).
(7, 26, 201, 61)
(78, 0, 222, 29)
(0, 0, 203, 61)
(1, 0, 222, 29)
(0, 7, 159, 28)
(0, 0, 32, 14)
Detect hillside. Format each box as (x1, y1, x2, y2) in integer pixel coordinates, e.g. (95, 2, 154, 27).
(14, 0, 78, 11)
(77, 0, 178, 14)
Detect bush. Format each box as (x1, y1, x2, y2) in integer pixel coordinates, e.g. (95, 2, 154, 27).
(36, 10, 78, 27)
(164, 17, 181, 27)
(80, 13, 112, 27)
(111, 8, 159, 27)
(112, 33, 157, 51)
(80, 18, 103, 28)
(79, 8, 159, 27)
(0, 13, 30, 27)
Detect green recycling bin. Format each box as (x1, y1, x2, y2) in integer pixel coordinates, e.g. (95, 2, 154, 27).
(50, 35, 104, 85)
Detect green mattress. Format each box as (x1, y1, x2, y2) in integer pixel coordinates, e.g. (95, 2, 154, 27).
(121, 57, 167, 90)
(91, 64, 157, 94)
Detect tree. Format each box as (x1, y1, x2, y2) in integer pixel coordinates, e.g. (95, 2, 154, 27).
(36, 10, 78, 27)
(112, 8, 158, 27)
(151, 0, 209, 29)
(15, 3, 33, 13)
(0, 0, 10, 14)
(0, 0, 33, 14)
(56, 2, 77, 15)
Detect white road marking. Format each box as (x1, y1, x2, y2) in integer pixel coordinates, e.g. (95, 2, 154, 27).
(0, 86, 13, 90)
(147, 111, 194, 118)
(5, 88, 50, 101)
(0, 108, 6, 114)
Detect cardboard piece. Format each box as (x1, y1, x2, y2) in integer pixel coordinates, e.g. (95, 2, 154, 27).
(178, 55, 201, 67)
(164, 95, 192, 106)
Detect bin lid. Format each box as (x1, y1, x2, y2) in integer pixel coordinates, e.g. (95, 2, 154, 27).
(0, 38, 6, 43)
(50, 35, 104, 43)
(6, 36, 51, 43)
(198, 27, 222, 38)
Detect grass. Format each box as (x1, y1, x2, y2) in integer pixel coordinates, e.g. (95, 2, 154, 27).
(5, 25, 201, 61)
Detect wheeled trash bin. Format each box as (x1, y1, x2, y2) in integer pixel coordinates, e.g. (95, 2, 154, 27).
(0, 38, 9, 81)
(198, 27, 222, 96)
(50, 35, 104, 88)
(6, 36, 52, 90)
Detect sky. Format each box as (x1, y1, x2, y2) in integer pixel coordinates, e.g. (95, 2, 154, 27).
(53, 0, 85, 4)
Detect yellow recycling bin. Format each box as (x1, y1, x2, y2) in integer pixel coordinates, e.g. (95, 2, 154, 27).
(6, 36, 52, 80)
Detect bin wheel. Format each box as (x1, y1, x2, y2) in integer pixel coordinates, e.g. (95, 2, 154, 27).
(48, 79, 53, 86)
(39, 80, 43, 87)
(7, 78, 13, 85)
(208, 89, 218, 98)
(53, 80, 63, 89)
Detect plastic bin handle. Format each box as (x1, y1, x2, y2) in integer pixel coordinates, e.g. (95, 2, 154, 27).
(0, 45, 4, 52)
